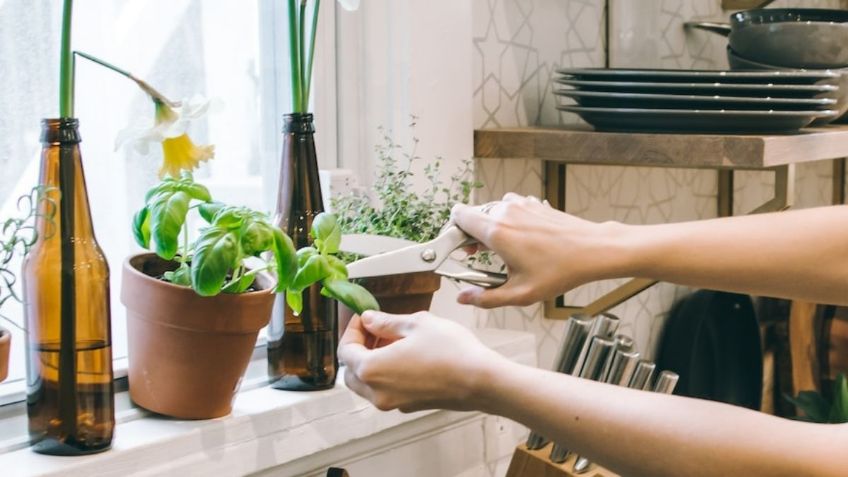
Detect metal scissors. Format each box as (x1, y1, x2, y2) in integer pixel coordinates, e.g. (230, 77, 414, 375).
(340, 225, 508, 288)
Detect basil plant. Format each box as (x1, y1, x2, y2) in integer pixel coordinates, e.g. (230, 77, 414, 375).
(132, 174, 378, 315)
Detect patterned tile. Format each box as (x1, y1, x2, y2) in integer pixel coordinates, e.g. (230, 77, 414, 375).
(473, 0, 846, 367)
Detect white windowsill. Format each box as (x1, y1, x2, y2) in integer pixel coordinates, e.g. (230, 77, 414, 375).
(0, 328, 536, 477)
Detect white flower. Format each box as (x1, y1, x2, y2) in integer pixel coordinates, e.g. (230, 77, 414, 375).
(116, 95, 221, 178)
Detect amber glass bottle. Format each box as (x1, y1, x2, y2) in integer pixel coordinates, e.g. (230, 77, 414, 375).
(23, 118, 115, 455)
(267, 113, 338, 390)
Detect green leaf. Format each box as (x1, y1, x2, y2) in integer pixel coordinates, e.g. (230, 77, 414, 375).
(272, 228, 297, 291)
(163, 262, 191, 287)
(296, 246, 318, 267)
(326, 255, 348, 280)
(191, 227, 240, 296)
(829, 373, 848, 423)
(321, 279, 380, 315)
(311, 213, 341, 254)
(180, 182, 212, 202)
(199, 202, 225, 223)
(132, 206, 151, 248)
(286, 289, 303, 315)
(786, 391, 831, 423)
(291, 254, 331, 292)
(241, 221, 274, 257)
(212, 207, 246, 230)
(148, 190, 191, 260)
(222, 272, 255, 294)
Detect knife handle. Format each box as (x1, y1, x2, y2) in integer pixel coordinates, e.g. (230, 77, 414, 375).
(628, 360, 657, 390)
(653, 370, 680, 394)
(603, 349, 640, 386)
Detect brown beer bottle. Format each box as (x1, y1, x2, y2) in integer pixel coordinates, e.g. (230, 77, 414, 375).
(267, 113, 338, 391)
(23, 118, 115, 455)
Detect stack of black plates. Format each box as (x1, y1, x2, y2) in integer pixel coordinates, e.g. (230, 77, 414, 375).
(554, 68, 840, 133)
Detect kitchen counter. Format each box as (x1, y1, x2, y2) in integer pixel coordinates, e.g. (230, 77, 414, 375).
(0, 328, 536, 477)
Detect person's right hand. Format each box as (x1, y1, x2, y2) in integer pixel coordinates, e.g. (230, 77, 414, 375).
(452, 193, 624, 309)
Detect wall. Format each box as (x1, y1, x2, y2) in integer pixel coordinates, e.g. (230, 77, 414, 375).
(472, 0, 847, 369)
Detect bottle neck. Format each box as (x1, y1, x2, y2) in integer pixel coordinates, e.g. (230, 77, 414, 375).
(41, 118, 81, 145)
(283, 113, 315, 135)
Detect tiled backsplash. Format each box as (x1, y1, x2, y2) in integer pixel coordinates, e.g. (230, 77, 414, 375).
(473, 0, 845, 368)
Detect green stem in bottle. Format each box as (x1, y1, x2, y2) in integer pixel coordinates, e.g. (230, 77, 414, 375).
(287, 0, 302, 113)
(303, 0, 320, 108)
(59, 0, 74, 117)
(298, 0, 308, 111)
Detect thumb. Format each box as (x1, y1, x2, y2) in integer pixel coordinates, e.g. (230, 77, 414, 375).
(457, 284, 526, 309)
(361, 311, 418, 340)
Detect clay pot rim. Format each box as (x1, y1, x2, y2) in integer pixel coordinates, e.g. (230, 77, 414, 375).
(124, 252, 276, 298)
(0, 328, 9, 344)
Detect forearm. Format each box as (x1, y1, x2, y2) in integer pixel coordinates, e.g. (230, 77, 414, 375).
(602, 206, 848, 305)
(479, 360, 846, 477)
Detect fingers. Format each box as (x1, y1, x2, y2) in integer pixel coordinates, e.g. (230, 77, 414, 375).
(343, 368, 375, 402)
(361, 310, 418, 340)
(451, 204, 494, 246)
(457, 283, 532, 309)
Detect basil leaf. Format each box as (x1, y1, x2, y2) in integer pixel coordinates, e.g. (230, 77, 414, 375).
(272, 228, 297, 291)
(163, 262, 191, 287)
(321, 279, 380, 315)
(148, 189, 191, 260)
(222, 272, 255, 294)
(212, 207, 246, 229)
(311, 213, 341, 254)
(132, 206, 151, 248)
(291, 254, 331, 292)
(199, 202, 225, 223)
(241, 221, 274, 257)
(180, 182, 212, 202)
(829, 373, 848, 423)
(326, 255, 348, 280)
(191, 227, 240, 296)
(286, 289, 303, 315)
(296, 246, 318, 267)
(144, 178, 176, 202)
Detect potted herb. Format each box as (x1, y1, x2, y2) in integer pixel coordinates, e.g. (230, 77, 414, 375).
(0, 188, 54, 383)
(122, 175, 376, 419)
(332, 126, 483, 315)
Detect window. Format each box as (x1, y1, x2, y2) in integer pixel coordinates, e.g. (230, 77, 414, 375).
(0, 0, 338, 402)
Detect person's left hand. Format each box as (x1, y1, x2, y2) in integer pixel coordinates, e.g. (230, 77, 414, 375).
(338, 310, 506, 413)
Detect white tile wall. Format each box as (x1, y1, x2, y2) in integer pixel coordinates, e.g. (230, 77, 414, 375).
(472, 0, 846, 368)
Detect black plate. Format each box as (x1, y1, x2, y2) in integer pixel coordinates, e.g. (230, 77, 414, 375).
(556, 67, 840, 84)
(557, 106, 835, 133)
(657, 290, 762, 410)
(555, 78, 838, 98)
(554, 89, 836, 111)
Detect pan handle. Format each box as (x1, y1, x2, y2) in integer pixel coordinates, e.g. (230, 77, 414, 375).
(684, 21, 732, 37)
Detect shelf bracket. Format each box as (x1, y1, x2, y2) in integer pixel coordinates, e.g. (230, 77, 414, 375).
(543, 163, 795, 320)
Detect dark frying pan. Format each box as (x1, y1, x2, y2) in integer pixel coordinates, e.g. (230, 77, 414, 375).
(686, 8, 848, 69)
(657, 290, 762, 410)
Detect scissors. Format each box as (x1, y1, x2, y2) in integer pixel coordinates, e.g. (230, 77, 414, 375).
(341, 225, 508, 288)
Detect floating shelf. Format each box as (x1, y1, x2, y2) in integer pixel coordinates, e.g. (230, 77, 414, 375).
(474, 125, 848, 169)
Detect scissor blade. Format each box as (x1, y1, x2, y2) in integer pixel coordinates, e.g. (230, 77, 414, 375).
(339, 234, 416, 257)
(346, 243, 436, 279)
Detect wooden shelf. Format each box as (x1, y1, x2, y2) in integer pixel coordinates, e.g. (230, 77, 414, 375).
(474, 125, 848, 169)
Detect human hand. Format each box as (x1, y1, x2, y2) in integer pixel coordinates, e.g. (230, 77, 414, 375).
(452, 193, 624, 308)
(337, 310, 506, 413)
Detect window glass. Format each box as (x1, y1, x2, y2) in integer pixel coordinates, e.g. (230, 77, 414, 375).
(0, 0, 290, 387)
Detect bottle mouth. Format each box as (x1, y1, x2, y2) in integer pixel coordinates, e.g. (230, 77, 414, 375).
(283, 113, 315, 134)
(41, 118, 81, 144)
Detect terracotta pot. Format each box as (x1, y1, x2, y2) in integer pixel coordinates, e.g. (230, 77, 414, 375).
(339, 272, 442, 337)
(121, 253, 274, 419)
(0, 327, 9, 383)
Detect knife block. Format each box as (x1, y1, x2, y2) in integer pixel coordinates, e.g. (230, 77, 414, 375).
(505, 443, 618, 477)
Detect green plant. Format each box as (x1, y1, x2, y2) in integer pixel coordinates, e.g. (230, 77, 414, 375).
(786, 373, 848, 423)
(0, 187, 56, 330)
(332, 125, 483, 244)
(132, 175, 378, 314)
